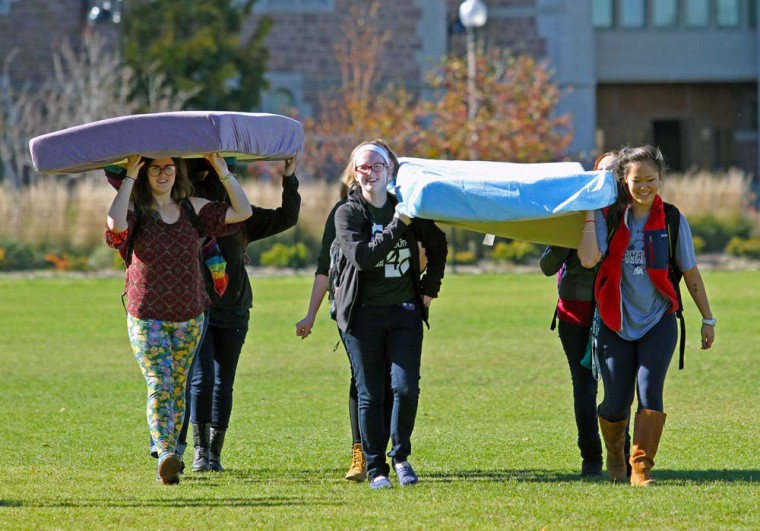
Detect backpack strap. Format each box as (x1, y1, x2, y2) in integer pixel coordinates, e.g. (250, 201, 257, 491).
(124, 206, 143, 267)
(180, 198, 202, 234)
(664, 203, 686, 370)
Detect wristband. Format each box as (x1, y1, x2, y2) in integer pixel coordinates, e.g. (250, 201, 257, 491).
(584, 220, 595, 223)
(220, 173, 234, 183)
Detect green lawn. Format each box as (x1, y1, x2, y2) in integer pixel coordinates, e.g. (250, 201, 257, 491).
(0, 271, 758, 529)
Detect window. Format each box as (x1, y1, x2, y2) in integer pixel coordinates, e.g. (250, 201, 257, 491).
(0, 0, 18, 15)
(716, 0, 741, 27)
(620, 0, 646, 28)
(255, 0, 333, 13)
(652, 0, 678, 27)
(685, 0, 710, 27)
(593, 0, 614, 28)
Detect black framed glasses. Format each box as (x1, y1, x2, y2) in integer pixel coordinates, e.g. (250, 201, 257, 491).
(147, 164, 177, 177)
(355, 163, 387, 174)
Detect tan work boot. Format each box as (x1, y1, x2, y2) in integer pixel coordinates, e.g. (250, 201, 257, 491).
(344, 442, 367, 482)
(630, 409, 667, 487)
(599, 414, 629, 483)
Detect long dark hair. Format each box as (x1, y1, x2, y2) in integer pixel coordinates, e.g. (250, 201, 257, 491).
(131, 157, 192, 212)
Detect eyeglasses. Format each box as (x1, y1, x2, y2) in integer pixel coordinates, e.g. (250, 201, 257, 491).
(355, 163, 387, 174)
(147, 164, 176, 177)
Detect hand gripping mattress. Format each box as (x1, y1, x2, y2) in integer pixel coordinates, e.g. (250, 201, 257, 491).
(393, 157, 618, 248)
(29, 111, 304, 174)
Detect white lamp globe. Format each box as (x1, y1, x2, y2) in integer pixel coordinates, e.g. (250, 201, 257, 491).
(459, 0, 488, 28)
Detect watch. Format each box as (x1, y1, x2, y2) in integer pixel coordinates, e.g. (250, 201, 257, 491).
(702, 317, 717, 327)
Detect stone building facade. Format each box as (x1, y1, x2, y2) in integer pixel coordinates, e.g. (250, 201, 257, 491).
(1, 0, 758, 176)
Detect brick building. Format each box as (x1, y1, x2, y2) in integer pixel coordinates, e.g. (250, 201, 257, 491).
(1, 0, 758, 175)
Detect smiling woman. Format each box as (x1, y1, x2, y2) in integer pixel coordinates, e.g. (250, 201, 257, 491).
(103, 152, 252, 486)
(577, 145, 716, 489)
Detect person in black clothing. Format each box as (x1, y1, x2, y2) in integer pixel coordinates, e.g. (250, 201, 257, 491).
(333, 141, 447, 489)
(188, 156, 301, 472)
(538, 151, 631, 479)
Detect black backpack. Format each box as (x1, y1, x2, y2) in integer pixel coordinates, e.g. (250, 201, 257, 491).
(327, 237, 346, 321)
(605, 202, 687, 369)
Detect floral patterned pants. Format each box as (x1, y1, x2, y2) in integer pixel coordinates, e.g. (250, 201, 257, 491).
(127, 313, 204, 457)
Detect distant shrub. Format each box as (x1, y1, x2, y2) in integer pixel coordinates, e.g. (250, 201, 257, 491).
(259, 242, 310, 269)
(0, 241, 49, 271)
(688, 214, 753, 252)
(725, 237, 760, 259)
(450, 250, 477, 265)
(490, 240, 541, 264)
(691, 235, 706, 255)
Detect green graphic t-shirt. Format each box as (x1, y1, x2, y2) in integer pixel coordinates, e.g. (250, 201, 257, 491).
(359, 201, 416, 306)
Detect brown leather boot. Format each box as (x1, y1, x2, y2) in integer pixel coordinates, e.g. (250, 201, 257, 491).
(599, 415, 629, 483)
(630, 409, 666, 487)
(344, 442, 367, 482)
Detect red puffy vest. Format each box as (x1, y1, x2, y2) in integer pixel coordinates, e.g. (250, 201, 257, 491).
(595, 195, 679, 332)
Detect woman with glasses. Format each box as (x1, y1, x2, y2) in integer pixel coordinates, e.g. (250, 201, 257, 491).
(332, 141, 447, 489)
(295, 139, 395, 483)
(105, 153, 252, 485)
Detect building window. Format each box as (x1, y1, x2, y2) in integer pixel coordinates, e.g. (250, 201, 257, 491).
(652, 0, 678, 27)
(255, 0, 333, 13)
(619, 0, 646, 28)
(593, 0, 614, 27)
(0, 0, 17, 15)
(716, 0, 741, 27)
(685, 0, 710, 27)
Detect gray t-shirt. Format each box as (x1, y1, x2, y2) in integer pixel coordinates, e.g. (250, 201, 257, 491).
(595, 208, 697, 340)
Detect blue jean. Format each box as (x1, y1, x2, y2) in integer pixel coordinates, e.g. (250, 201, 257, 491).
(190, 322, 249, 429)
(557, 321, 603, 464)
(597, 313, 677, 422)
(342, 302, 423, 480)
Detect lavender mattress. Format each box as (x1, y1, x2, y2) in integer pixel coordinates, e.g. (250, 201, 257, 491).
(29, 111, 304, 174)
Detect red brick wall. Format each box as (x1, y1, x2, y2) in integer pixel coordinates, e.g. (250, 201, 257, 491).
(0, 0, 87, 85)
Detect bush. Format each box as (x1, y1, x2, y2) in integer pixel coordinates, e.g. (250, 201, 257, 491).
(725, 237, 760, 259)
(449, 250, 477, 265)
(259, 242, 310, 269)
(692, 235, 706, 255)
(0, 240, 49, 271)
(490, 240, 541, 264)
(688, 214, 753, 252)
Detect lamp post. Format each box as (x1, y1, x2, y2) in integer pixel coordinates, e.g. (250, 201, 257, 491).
(459, 0, 488, 160)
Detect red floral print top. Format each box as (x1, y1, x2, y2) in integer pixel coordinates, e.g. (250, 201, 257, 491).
(105, 201, 237, 322)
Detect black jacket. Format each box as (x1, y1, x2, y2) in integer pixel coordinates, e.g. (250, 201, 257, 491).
(210, 174, 301, 326)
(333, 186, 447, 332)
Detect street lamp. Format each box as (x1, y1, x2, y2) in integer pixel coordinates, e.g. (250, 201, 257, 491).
(459, 0, 488, 160)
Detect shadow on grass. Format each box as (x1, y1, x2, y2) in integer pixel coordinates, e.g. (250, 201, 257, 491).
(422, 468, 759, 484)
(1, 500, 23, 507)
(15, 496, 340, 509)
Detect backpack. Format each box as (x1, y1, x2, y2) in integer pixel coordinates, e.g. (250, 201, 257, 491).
(327, 236, 346, 321)
(604, 202, 687, 369)
(123, 200, 229, 303)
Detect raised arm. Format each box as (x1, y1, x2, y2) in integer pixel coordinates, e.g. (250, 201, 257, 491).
(204, 153, 253, 223)
(107, 154, 142, 233)
(578, 210, 603, 269)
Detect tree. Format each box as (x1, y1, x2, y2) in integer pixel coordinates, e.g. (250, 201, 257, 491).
(123, 0, 271, 111)
(302, 3, 572, 180)
(418, 47, 573, 162)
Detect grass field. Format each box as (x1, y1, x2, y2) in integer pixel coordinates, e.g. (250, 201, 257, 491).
(0, 271, 758, 529)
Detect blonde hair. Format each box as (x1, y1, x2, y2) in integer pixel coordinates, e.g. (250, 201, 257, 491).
(338, 139, 399, 198)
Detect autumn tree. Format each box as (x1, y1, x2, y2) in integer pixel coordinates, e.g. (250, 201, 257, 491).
(303, 3, 572, 180)
(418, 47, 572, 162)
(123, 0, 271, 111)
